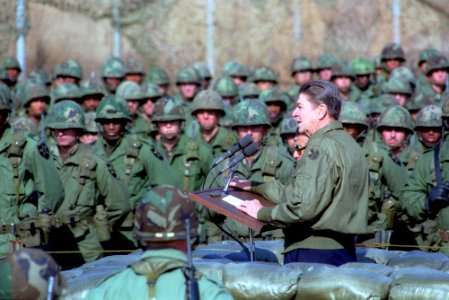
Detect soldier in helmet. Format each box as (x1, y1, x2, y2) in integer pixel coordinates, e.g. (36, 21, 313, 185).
(1, 56, 21, 89)
(339, 102, 369, 146)
(46, 100, 130, 266)
(87, 185, 232, 299)
(315, 53, 338, 81)
(330, 64, 361, 102)
(116, 80, 147, 129)
(238, 82, 260, 101)
(50, 82, 82, 106)
(416, 55, 449, 106)
(253, 66, 279, 91)
(351, 57, 377, 99)
(383, 77, 413, 107)
(259, 88, 288, 138)
(174, 66, 202, 105)
(147, 66, 171, 98)
(11, 82, 50, 138)
(191, 90, 239, 157)
(80, 111, 99, 145)
(132, 82, 162, 138)
(378, 42, 406, 84)
(0, 91, 64, 257)
(53, 59, 83, 87)
(279, 116, 308, 161)
(192, 61, 213, 90)
(212, 76, 239, 106)
(287, 56, 313, 101)
(124, 57, 145, 85)
(416, 48, 440, 89)
(222, 60, 249, 87)
(80, 81, 105, 112)
(94, 95, 180, 246)
(0, 247, 66, 299)
(100, 57, 126, 95)
(414, 105, 443, 150)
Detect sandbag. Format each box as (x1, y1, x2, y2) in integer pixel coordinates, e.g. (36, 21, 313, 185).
(357, 248, 407, 264)
(223, 262, 302, 300)
(195, 260, 227, 282)
(389, 267, 449, 300)
(296, 266, 392, 300)
(388, 250, 449, 270)
(341, 262, 394, 277)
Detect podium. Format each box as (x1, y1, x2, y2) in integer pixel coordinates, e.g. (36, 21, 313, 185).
(188, 187, 276, 233)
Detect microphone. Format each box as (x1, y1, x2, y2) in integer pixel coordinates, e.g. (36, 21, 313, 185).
(211, 135, 253, 168)
(219, 143, 260, 175)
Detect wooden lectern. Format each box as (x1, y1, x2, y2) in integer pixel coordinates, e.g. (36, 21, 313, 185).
(188, 187, 276, 233)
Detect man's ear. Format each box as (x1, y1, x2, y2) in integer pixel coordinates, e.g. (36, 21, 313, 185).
(317, 103, 328, 120)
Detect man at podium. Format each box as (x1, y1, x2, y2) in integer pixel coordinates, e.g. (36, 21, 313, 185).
(233, 80, 369, 266)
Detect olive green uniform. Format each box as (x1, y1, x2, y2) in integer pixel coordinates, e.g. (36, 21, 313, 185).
(194, 126, 238, 158)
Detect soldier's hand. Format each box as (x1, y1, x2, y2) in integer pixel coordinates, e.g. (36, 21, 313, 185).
(426, 182, 449, 213)
(229, 177, 252, 191)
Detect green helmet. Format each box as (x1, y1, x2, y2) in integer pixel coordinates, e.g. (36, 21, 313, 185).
(222, 60, 249, 78)
(143, 82, 162, 100)
(383, 78, 412, 96)
(390, 67, 416, 88)
(405, 93, 433, 112)
(213, 76, 239, 98)
(84, 112, 99, 133)
(232, 100, 271, 128)
(191, 90, 225, 116)
(253, 66, 278, 83)
(0, 86, 10, 111)
(133, 185, 198, 242)
(316, 53, 337, 70)
(350, 57, 374, 75)
(176, 66, 201, 85)
(125, 58, 145, 75)
(259, 88, 287, 111)
(116, 80, 146, 101)
(425, 55, 449, 75)
(28, 69, 51, 86)
(1, 56, 21, 71)
(418, 48, 440, 66)
(152, 98, 185, 122)
(0, 248, 66, 300)
(80, 81, 105, 99)
(377, 105, 413, 133)
(380, 42, 406, 61)
(279, 116, 299, 136)
(47, 100, 85, 130)
(23, 83, 50, 107)
(192, 61, 212, 80)
(290, 56, 313, 76)
(95, 95, 131, 122)
(51, 83, 82, 104)
(239, 82, 260, 99)
(101, 57, 125, 78)
(53, 59, 83, 80)
(147, 67, 170, 85)
(367, 94, 397, 115)
(330, 64, 355, 80)
(339, 102, 368, 129)
(414, 104, 442, 129)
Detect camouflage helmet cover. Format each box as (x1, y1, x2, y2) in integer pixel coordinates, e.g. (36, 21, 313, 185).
(152, 98, 185, 122)
(143, 82, 162, 100)
(316, 53, 337, 70)
(390, 67, 416, 88)
(253, 66, 278, 83)
(339, 102, 368, 128)
(290, 56, 313, 76)
(80, 81, 105, 99)
(0, 248, 66, 300)
(47, 100, 85, 130)
(350, 57, 375, 75)
(259, 88, 287, 111)
(418, 48, 440, 65)
(95, 95, 131, 122)
(84, 111, 99, 133)
(213, 76, 239, 98)
(147, 67, 170, 85)
(239, 82, 260, 99)
(414, 104, 442, 129)
(192, 61, 212, 80)
(330, 63, 355, 80)
(232, 99, 271, 128)
(1, 56, 21, 71)
(380, 42, 406, 61)
(53, 59, 83, 80)
(116, 80, 146, 101)
(23, 83, 50, 107)
(101, 57, 126, 78)
(125, 57, 145, 75)
(176, 66, 201, 85)
(383, 78, 412, 96)
(133, 185, 198, 242)
(28, 69, 51, 85)
(51, 83, 82, 104)
(377, 105, 413, 132)
(425, 55, 449, 75)
(279, 116, 299, 136)
(222, 60, 249, 78)
(191, 90, 225, 115)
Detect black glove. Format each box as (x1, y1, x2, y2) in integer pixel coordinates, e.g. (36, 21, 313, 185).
(426, 182, 449, 213)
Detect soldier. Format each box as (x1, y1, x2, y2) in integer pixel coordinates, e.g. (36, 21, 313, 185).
(124, 57, 145, 85)
(174, 66, 202, 105)
(238, 82, 260, 101)
(416, 55, 449, 106)
(1, 56, 21, 89)
(330, 64, 361, 102)
(253, 66, 279, 91)
(222, 60, 249, 87)
(94, 95, 180, 245)
(147, 66, 171, 98)
(416, 48, 440, 90)
(50, 82, 82, 106)
(414, 104, 443, 150)
(116, 80, 147, 129)
(80, 81, 105, 112)
(287, 56, 313, 101)
(46, 100, 130, 266)
(378, 42, 406, 84)
(0, 92, 64, 257)
(11, 83, 50, 138)
(279, 116, 309, 161)
(351, 57, 377, 99)
(383, 77, 413, 107)
(87, 185, 232, 300)
(339, 101, 369, 146)
(192, 61, 213, 90)
(191, 90, 238, 157)
(212, 76, 239, 106)
(390, 66, 417, 94)
(0, 247, 66, 299)
(80, 111, 99, 145)
(315, 53, 338, 81)
(52, 59, 83, 87)
(132, 82, 162, 138)
(100, 57, 126, 95)
(259, 88, 288, 132)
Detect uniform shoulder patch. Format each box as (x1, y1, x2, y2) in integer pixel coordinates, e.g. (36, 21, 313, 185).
(37, 142, 50, 160)
(307, 148, 319, 160)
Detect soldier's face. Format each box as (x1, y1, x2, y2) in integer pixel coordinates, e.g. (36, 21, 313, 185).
(292, 94, 321, 137)
(195, 110, 220, 131)
(380, 127, 409, 149)
(101, 120, 124, 141)
(343, 123, 365, 139)
(179, 83, 198, 99)
(80, 132, 98, 145)
(104, 77, 122, 93)
(52, 129, 79, 148)
(82, 97, 101, 112)
(6, 68, 20, 82)
(231, 76, 246, 87)
(384, 59, 401, 72)
(127, 100, 140, 115)
(236, 125, 267, 145)
(256, 81, 275, 91)
(418, 127, 442, 147)
(334, 77, 352, 93)
(125, 74, 143, 85)
(392, 93, 409, 107)
(28, 99, 47, 117)
(293, 71, 312, 85)
(318, 68, 332, 81)
(285, 133, 309, 158)
(55, 76, 79, 86)
(266, 102, 282, 123)
(157, 120, 182, 140)
(142, 99, 156, 117)
(431, 69, 447, 86)
(158, 84, 169, 96)
(355, 75, 370, 89)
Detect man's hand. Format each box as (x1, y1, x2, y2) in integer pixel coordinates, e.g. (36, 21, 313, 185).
(229, 177, 252, 191)
(237, 199, 264, 219)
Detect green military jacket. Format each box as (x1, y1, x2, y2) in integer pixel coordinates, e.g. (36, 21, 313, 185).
(95, 133, 180, 207)
(0, 126, 64, 255)
(87, 249, 232, 300)
(416, 81, 444, 106)
(195, 126, 238, 158)
(400, 143, 449, 255)
(10, 116, 43, 140)
(252, 121, 369, 251)
(154, 134, 214, 192)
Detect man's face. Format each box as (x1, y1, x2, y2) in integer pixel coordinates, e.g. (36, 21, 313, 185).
(55, 76, 79, 86)
(417, 127, 442, 147)
(231, 76, 246, 87)
(101, 120, 125, 141)
(127, 100, 140, 115)
(355, 74, 371, 90)
(292, 93, 320, 137)
(6, 68, 20, 82)
(179, 83, 198, 100)
(384, 59, 401, 73)
(195, 109, 220, 131)
(104, 77, 122, 93)
(236, 125, 267, 145)
(392, 93, 409, 107)
(256, 81, 275, 91)
(285, 133, 308, 160)
(51, 128, 79, 148)
(82, 97, 101, 112)
(125, 74, 144, 85)
(27, 99, 47, 117)
(158, 84, 169, 96)
(80, 132, 98, 145)
(318, 68, 332, 80)
(157, 120, 182, 140)
(334, 77, 352, 93)
(293, 71, 312, 85)
(380, 126, 409, 149)
(266, 102, 282, 123)
(142, 99, 156, 117)
(343, 123, 365, 139)
(430, 69, 448, 86)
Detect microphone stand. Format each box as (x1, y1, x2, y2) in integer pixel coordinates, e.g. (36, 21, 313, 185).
(222, 163, 239, 194)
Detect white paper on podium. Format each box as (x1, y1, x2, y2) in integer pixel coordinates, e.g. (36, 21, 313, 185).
(222, 195, 244, 207)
